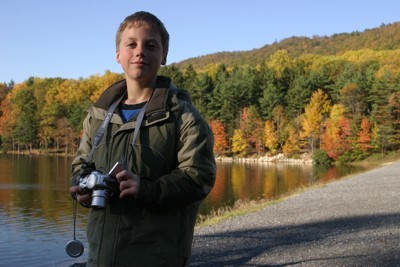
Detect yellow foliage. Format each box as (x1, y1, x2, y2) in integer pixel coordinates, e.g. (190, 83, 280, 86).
(263, 120, 278, 151)
(330, 104, 348, 121)
(301, 89, 331, 151)
(282, 125, 301, 156)
(231, 129, 249, 155)
(267, 50, 294, 78)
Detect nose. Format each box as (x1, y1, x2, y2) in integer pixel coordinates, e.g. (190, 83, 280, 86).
(134, 43, 145, 58)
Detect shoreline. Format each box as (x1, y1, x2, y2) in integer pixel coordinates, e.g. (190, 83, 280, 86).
(197, 152, 400, 227)
(4, 150, 314, 164)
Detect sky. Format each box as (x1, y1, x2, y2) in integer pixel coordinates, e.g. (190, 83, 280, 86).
(1, 0, 400, 84)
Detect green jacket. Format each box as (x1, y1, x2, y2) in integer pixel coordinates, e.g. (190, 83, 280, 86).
(71, 76, 216, 267)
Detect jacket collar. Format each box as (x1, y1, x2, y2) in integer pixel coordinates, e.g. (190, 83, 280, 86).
(93, 76, 175, 125)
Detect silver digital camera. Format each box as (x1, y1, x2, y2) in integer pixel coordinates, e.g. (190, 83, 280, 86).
(78, 162, 123, 209)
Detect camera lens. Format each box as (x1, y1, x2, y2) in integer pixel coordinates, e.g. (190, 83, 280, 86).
(91, 189, 108, 209)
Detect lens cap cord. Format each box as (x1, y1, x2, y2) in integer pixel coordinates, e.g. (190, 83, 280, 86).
(65, 95, 124, 259)
(65, 198, 84, 258)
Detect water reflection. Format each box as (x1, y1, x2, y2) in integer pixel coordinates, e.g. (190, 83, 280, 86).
(0, 155, 88, 266)
(199, 161, 370, 214)
(0, 154, 368, 266)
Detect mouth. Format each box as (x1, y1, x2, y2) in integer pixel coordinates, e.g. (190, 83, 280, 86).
(132, 61, 146, 66)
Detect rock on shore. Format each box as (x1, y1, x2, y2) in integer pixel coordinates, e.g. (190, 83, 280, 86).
(216, 153, 313, 164)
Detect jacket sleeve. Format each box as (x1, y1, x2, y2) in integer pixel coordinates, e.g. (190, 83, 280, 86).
(70, 112, 93, 187)
(136, 101, 216, 209)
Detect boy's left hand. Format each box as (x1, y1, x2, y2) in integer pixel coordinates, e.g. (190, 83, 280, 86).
(115, 170, 141, 198)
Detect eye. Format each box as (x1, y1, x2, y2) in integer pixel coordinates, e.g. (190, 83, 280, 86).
(147, 39, 161, 50)
(127, 42, 136, 48)
(147, 42, 156, 48)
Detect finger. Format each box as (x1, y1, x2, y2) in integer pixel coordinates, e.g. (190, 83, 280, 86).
(115, 170, 131, 183)
(119, 179, 140, 199)
(119, 179, 136, 191)
(69, 185, 81, 193)
(77, 193, 91, 203)
(119, 187, 136, 198)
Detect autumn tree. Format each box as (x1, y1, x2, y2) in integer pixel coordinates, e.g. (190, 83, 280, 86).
(231, 129, 249, 156)
(263, 120, 278, 154)
(209, 119, 229, 156)
(30, 78, 64, 150)
(320, 104, 351, 160)
(339, 82, 367, 120)
(11, 84, 39, 151)
(239, 106, 264, 155)
(272, 105, 289, 149)
(301, 89, 331, 152)
(87, 71, 125, 103)
(0, 92, 17, 149)
(267, 50, 294, 79)
(282, 122, 301, 157)
(357, 117, 372, 152)
(0, 82, 12, 104)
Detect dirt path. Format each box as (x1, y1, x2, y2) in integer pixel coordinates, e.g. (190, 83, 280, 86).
(191, 161, 400, 266)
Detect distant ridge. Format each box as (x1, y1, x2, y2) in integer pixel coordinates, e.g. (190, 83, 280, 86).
(173, 21, 400, 70)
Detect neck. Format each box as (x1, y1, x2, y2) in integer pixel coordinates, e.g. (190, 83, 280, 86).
(124, 78, 156, 104)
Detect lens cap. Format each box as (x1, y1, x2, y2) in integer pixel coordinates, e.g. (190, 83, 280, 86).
(66, 239, 84, 258)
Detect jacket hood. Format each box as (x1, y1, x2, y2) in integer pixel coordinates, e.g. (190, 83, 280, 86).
(94, 76, 171, 108)
(93, 76, 191, 123)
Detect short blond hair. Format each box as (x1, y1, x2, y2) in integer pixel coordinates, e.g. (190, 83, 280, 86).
(115, 11, 169, 58)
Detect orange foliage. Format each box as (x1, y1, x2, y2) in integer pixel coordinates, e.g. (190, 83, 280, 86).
(321, 117, 351, 160)
(357, 117, 372, 152)
(209, 119, 228, 156)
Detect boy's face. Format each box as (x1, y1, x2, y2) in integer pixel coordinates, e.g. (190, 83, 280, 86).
(116, 23, 165, 85)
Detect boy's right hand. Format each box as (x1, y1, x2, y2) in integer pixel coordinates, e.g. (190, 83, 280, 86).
(70, 185, 92, 207)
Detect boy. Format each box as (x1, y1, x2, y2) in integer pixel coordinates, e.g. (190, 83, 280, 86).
(69, 11, 216, 266)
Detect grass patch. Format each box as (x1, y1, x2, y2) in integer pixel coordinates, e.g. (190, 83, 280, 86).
(195, 198, 281, 227)
(349, 151, 400, 168)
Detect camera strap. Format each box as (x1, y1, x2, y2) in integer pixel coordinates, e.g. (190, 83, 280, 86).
(131, 102, 148, 146)
(87, 93, 149, 162)
(87, 94, 125, 162)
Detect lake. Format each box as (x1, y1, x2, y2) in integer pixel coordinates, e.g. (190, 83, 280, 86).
(0, 154, 369, 266)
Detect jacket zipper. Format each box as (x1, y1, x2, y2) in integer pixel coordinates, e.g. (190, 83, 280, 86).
(111, 213, 122, 266)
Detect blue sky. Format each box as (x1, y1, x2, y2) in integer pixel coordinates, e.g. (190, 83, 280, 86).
(1, 0, 400, 84)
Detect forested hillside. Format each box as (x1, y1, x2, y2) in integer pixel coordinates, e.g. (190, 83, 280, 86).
(174, 21, 400, 69)
(0, 22, 399, 163)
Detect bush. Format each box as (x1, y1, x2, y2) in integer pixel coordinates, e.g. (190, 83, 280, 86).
(312, 149, 333, 165)
(336, 149, 365, 165)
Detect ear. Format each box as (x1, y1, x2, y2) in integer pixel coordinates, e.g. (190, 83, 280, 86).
(116, 50, 121, 63)
(161, 55, 167, 65)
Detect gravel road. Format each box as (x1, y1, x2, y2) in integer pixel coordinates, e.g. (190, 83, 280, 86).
(191, 160, 400, 266)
